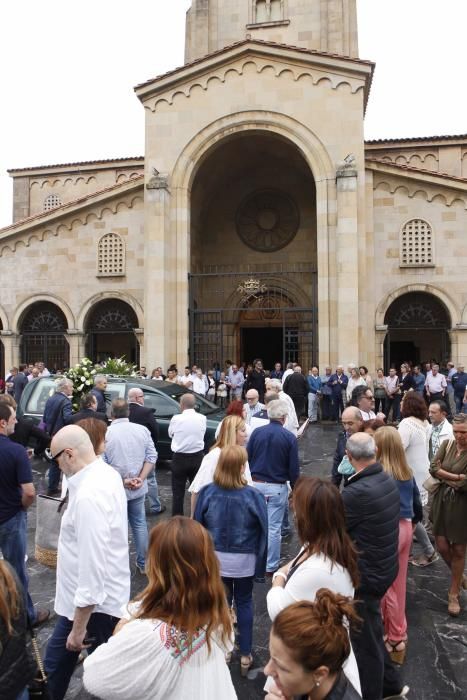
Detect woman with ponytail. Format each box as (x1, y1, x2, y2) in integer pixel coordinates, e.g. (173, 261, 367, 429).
(265, 589, 361, 699)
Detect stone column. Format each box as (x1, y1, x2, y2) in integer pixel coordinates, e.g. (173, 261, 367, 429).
(144, 173, 172, 370)
(450, 326, 467, 365)
(375, 325, 388, 370)
(133, 328, 144, 367)
(335, 160, 359, 365)
(0, 332, 20, 371)
(65, 331, 86, 367)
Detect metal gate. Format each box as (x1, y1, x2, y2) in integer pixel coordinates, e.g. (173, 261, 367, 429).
(189, 263, 317, 369)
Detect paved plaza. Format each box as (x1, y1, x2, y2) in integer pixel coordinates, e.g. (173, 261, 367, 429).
(27, 424, 466, 700)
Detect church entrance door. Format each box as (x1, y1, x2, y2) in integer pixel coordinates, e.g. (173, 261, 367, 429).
(241, 327, 283, 369)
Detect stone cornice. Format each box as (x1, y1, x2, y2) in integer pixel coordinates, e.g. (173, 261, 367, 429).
(8, 157, 144, 178)
(366, 158, 467, 205)
(0, 178, 144, 257)
(135, 40, 373, 112)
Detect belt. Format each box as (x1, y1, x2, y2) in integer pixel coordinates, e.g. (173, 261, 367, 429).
(252, 477, 285, 484)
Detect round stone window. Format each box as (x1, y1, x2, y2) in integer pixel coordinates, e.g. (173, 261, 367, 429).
(236, 189, 300, 252)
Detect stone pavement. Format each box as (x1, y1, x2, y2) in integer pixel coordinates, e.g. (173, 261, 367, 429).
(26, 424, 466, 699)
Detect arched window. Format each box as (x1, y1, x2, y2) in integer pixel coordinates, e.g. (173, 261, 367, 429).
(43, 194, 62, 211)
(255, 0, 267, 22)
(20, 302, 69, 371)
(85, 299, 139, 364)
(97, 233, 125, 276)
(400, 219, 434, 267)
(270, 0, 282, 21)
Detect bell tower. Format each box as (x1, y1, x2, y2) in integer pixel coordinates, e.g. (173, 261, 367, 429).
(185, 0, 359, 63)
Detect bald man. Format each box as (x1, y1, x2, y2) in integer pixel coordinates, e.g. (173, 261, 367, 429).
(44, 425, 130, 700)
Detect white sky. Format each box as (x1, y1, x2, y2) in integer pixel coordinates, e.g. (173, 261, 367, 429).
(1, 0, 466, 228)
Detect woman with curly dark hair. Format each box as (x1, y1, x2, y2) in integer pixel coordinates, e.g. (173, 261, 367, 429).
(398, 392, 438, 567)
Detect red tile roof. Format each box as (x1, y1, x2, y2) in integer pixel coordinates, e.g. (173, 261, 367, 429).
(0, 175, 144, 235)
(8, 156, 144, 174)
(135, 38, 374, 89)
(365, 157, 467, 183)
(366, 134, 467, 145)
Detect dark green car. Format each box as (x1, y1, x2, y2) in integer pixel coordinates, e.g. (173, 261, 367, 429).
(17, 376, 225, 460)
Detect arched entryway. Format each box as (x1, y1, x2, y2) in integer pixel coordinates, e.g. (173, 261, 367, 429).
(383, 292, 451, 370)
(85, 299, 140, 365)
(20, 302, 69, 371)
(188, 130, 317, 370)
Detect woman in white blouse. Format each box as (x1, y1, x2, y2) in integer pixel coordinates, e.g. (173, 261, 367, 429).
(398, 392, 439, 568)
(266, 476, 361, 696)
(189, 415, 251, 516)
(83, 518, 237, 700)
(346, 368, 366, 405)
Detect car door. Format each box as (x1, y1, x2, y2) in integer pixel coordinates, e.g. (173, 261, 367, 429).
(138, 387, 181, 460)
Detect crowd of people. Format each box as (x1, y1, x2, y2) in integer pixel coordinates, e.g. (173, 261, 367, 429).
(0, 355, 466, 699)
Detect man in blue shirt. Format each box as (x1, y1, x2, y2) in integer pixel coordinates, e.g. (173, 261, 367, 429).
(413, 365, 425, 395)
(247, 400, 299, 575)
(307, 367, 322, 423)
(452, 365, 467, 414)
(0, 401, 48, 625)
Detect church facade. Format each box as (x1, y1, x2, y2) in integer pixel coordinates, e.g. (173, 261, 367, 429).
(1, 0, 467, 375)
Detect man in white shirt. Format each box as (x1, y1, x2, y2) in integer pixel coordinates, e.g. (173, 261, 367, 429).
(192, 368, 207, 395)
(384, 368, 401, 422)
(244, 389, 265, 425)
(427, 400, 453, 460)
(425, 364, 447, 401)
(44, 425, 130, 700)
(168, 393, 206, 516)
(265, 378, 299, 435)
(179, 366, 193, 389)
(104, 399, 157, 575)
(281, 362, 294, 386)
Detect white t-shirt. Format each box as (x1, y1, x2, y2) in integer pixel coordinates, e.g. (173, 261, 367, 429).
(266, 552, 361, 696)
(189, 447, 252, 494)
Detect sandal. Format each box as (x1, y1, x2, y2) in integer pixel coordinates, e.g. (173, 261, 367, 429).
(448, 593, 461, 617)
(385, 639, 407, 665)
(240, 654, 253, 677)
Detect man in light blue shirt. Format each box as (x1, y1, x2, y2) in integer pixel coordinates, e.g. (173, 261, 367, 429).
(104, 399, 157, 575)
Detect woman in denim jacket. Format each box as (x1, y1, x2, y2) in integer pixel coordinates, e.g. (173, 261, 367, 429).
(194, 445, 268, 676)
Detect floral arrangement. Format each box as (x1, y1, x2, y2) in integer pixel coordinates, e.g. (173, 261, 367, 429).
(63, 357, 97, 410)
(99, 357, 137, 376)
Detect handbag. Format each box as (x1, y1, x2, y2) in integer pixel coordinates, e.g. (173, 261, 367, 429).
(422, 474, 441, 494)
(35, 494, 67, 568)
(28, 620, 51, 699)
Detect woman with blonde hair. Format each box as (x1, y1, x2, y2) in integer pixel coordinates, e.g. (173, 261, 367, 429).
(374, 426, 422, 664)
(194, 445, 268, 676)
(0, 561, 36, 699)
(189, 414, 251, 515)
(83, 517, 237, 699)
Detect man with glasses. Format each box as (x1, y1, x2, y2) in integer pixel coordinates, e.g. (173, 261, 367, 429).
(244, 389, 265, 425)
(128, 388, 165, 515)
(352, 385, 386, 422)
(44, 424, 130, 700)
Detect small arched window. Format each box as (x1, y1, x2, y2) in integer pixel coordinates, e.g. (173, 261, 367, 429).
(43, 194, 62, 211)
(255, 0, 268, 23)
(97, 233, 126, 276)
(253, 0, 284, 23)
(400, 219, 434, 267)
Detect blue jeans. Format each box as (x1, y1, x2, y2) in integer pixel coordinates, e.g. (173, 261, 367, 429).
(146, 467, 162, 513)
(455, 396, 467, 414)
(222, 576, 254, 655)
(17, 689, 29, 700)
(48, 459, 61, 492)
(0, 510, 36, 622)
(45, 612, 119, 700)
(253, 482, 288, 572)
(127, 495, 148, 568)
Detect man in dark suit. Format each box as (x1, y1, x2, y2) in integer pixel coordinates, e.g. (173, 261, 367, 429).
(43, 378, 73, 495)
(69, 393, 108, 424)
(128, 388, 165, 515)
(90, 375, 108, 414)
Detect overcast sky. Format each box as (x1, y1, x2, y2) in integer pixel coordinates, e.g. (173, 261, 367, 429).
(1, 0, 466, 227)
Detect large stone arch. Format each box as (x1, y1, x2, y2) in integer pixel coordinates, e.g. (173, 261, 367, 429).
(0, 303, 10, 331)
(77, 291, 144, 331)
(13, 294, 76, 334)
(164, 111, 334, 370)
(375, 284, 459, 329)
